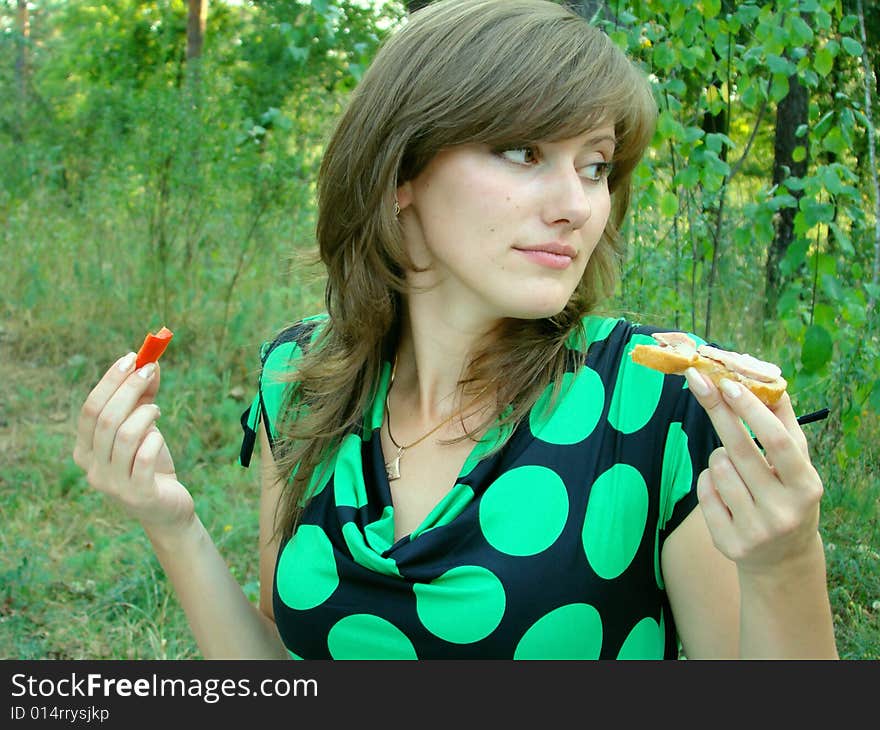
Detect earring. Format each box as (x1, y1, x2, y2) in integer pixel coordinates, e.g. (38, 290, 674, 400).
(394, 199, 401, 217)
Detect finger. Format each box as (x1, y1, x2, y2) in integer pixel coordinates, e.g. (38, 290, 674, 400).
(74, 352, 137, 465)
(685, 369, 775, 494)
(110, 404, 162, 481)
(697, 469, 733, 538)
(132, 428, 166, 493)
(707, 447, 756, 517)
(766, 391, 810, 458)
(136, 363, 162, 407)
(712, 377, 813, 487)
(91, 362, 160, 467)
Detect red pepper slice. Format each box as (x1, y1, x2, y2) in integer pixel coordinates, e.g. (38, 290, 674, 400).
(135, 326, 174, 369)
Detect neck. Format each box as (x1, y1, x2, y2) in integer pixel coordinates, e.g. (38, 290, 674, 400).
(392, 293, 500, 423)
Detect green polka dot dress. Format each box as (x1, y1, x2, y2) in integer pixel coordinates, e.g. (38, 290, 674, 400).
(239, 315, 720, 659)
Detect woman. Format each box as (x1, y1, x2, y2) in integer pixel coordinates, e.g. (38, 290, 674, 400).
(73, 0, 838, 659)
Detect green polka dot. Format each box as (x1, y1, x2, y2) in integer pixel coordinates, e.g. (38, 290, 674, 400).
(616, 616, 664, 659)
(608, 334, 665, 434)
(299, 453, 335, 505)
(261, 341, 301, 440)
(287, 648, 303, 660)
(342, 521, 401, 577)
(566, 316, 621, 352)
(656, 423, 694, 588)
(363, 361, 392, 438)
(514, 604, 603, 659)
(460, 414, 515, 478)
(327, 614, 418, 659)
(530, 368, 604, 445)
(479, 466, 569, 556)
(333, 433, 367, 509)
(582, 464, 649, 580)
(660, 423, 693, 527)
(414, 565, 506, 644)
(364, 504, 396, 554)
(410, 483, 475, 539)
(276, 524, 338, 610)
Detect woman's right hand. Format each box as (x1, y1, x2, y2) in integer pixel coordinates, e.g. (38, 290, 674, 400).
(73, 352, 195, 534)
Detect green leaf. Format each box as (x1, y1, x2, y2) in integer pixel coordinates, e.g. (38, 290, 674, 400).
(680, 46, 703, 70)
(839, 15, 859, 34)
(609, 30, 629, 49)
(657, 110, 683, 140)
(801, 199, 834, 228)
(702, 0, 721, 20)
(792, 145, 806, 163)
(660, 192, 679, 217)
(814, 47, 834, 77)
(822, 126, 848, 156)
(675, 166, 701, 188)
(841, 37, 863, 57)
(653, 42, 677, 70)
(801, 325, 833, 373)
(770, 73, 790, 101)
(767, 54, 795, 75)
(829, 222, 854, 254)
(788, 15, 814, 45)
(780, 238, 810, 276)
(820, 272, 844, 302)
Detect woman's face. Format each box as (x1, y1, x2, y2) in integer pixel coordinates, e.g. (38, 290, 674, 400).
(397, 126, 615, 324)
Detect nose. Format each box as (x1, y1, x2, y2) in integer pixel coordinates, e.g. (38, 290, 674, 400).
(543, 166, 591, 230)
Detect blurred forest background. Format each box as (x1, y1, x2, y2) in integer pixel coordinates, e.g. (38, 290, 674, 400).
(1, 0, 878, 658)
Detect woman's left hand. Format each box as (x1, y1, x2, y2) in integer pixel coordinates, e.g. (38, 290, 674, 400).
(683, 368, 825, 575)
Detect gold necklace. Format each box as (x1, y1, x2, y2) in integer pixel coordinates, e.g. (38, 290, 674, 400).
(384, 356, 491, 481)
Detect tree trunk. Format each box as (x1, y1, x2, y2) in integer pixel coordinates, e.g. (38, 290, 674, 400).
(764, 73, 809, 324)
(16, 0, 29, 101)
(187, 0, 207, 62)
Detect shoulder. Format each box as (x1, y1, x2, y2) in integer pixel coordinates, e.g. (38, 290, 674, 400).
(571, 315, 708, 374)
(566, 315, 713, 435)
(260, 314, 329, 374)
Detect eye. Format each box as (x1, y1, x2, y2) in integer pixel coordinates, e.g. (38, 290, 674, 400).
(579, 161, 614, 182)
(500, 146, 539, 165)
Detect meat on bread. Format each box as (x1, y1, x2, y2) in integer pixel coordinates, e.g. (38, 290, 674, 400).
(629, 332, 787, 405)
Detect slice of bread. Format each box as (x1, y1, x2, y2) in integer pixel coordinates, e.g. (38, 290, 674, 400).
(630, 332, 787, 405)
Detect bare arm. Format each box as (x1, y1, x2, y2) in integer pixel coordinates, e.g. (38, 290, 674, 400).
(661, 371, 837, 659)
(74, 354, 288, 659)
(662, 509, 836, 658)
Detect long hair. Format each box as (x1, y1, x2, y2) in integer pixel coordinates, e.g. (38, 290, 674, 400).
(273, 0, 657, 539)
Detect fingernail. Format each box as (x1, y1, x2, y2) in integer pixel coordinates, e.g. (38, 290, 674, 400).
(118, 353, 136, 372)
(719, 378, 741, 399)
(685, 367, 710, 396)
(138, 362, 157, 379)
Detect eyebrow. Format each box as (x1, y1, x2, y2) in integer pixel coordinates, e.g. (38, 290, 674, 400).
(583, 134, 617, 148)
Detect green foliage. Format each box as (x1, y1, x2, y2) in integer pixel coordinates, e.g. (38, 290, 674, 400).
(603, 0, 880, 474)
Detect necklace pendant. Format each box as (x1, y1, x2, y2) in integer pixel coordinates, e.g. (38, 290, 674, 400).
(386, 453, 402, 481)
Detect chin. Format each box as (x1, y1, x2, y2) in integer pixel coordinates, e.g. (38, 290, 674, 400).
(502, 298, 571, 321)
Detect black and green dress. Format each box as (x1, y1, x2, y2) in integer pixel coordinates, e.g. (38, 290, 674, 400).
(239, 314, 720, 659)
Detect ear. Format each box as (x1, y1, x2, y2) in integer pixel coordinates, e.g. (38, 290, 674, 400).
(396, 180, 414, 211)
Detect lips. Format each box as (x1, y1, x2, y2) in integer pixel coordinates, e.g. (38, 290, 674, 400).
(513, 242, 576, 271)
(513, 242, 577, 258)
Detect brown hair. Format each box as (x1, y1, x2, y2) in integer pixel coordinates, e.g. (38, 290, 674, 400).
(273, 0, 657, 538)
